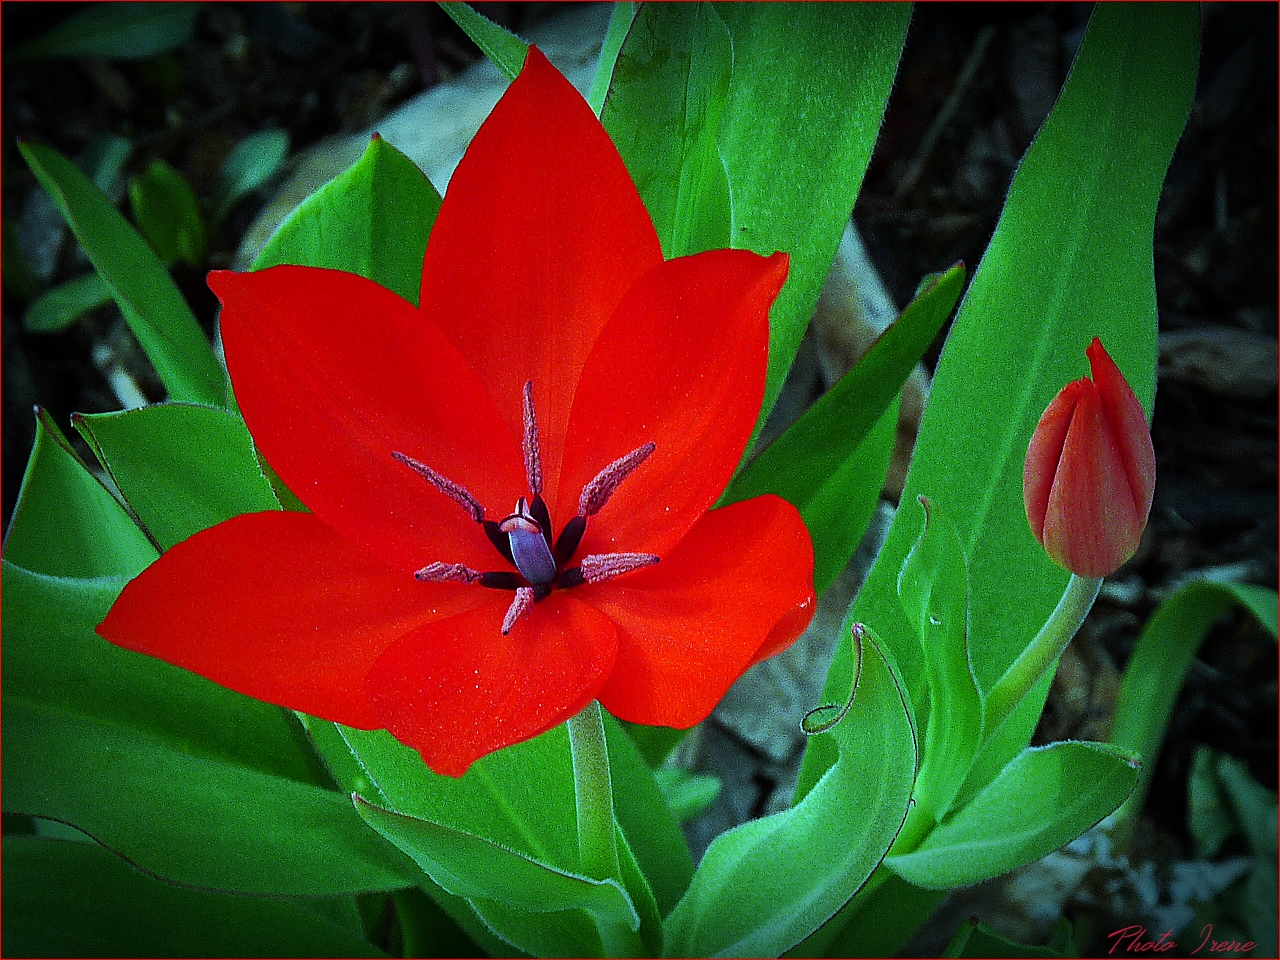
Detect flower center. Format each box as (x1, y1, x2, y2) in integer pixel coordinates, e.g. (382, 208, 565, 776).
(392, 380, 658, 634)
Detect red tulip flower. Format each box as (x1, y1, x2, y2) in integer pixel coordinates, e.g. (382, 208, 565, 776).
(97, 48, 815, 777)
(1024, 337, 1156, 578)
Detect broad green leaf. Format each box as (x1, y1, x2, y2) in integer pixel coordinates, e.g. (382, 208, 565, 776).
(786, 871, 946, 958)
(605, 4, 910, 443)
(727, 264, 963, 509)
(5, 698, 416, 895)
(212, 129, 290, 226)
(653, 768, 721, 824)
(296, 718, 519, 958)
(944, 916, 1074, 958)
(2, 563, 416, 896)
(727, 265, 964, 591)
(621, 719, 685, 767)
(23, 271, 113, 333)
(3, 836, 386, 958)
(253, 135, 440, 305)
(587, 3, 638, 115)
(129, 158, 206, 267)
(336, 724, 580, 868)
(885, 741, 1139, 889)
(8, 3, 199, 62)
(897, 497, 984, 827)
(602, 3, 733, 259)
(662, 625, 916, 958)
(438, 2, 528, 81)
(717, 4, 910, 442)
(3, 409, 157, 577)
(799, 3, 1199, 799)
(354, 796, 639, 932)
(390, 888, 492, 960)
(1109, 578, 1278, 835)
(18, 141, 226, 406)
(75, 402, 280, 550)
(3, 563, 319, 783)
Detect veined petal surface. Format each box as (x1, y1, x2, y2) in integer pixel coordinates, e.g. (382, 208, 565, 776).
(97, 511, 481, 728)
(212, 267, 524, 575)
(590, 495, 815, 728)
(366, 594, 619, 777)
(558, 250, 788, 556)
(419, 46, 663, 515)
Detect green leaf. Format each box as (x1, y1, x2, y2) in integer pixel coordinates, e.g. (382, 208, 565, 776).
(212, 129, 290, 227)
(129, 158, 206, 267)
(252, 135, 440, 305)
(606, 4, 911, 443)
(653, 768, 722, 824)
(3, 409, 157, 577)
(602, 3, 733, 259)
(799, 2, 1199, 800)
(81, 132, 135, 196)
(662, 625, 916, 958)
(897, 496, 984, 830)
(23, 271, 113, 333)
(296, 719, 516, 958)
(587, 3, 637, 116)
(885, 741, 1139, 889)
(719, 4, 909, 442)
(1109, 577, 1278, 836)
(727, 265, 965, 592)
(74, 403, 280, 550)
(18, 141, 226, 406)
(2, 563, 417, 896)
(354, 796, 639, 934)
(8, 3, 199, 62)
(437, 2, 528, 81)
(944, 916, 1074, 958)
(4, 836, 387, 957)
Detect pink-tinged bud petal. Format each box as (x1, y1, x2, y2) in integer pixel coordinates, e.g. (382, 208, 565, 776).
(1024, 337, 1156, 577)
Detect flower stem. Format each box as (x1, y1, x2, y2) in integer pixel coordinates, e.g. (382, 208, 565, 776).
(984, 574, 1103, 735)
(565, 700, 620, 883)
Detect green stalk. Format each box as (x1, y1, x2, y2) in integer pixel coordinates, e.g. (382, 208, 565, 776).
(565, 700, 620, 883)
(984, 573, 1102, 735)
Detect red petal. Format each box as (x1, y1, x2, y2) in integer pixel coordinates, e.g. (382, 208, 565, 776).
(558, 250, 790, 557)
(587, 494, 815, 729)
(1024, 379, 1084, 542)
(418, 46, 663, 515)
(212, 267, 524, 575)
(1041, 384, 1145, 577)
(1087, 337, 1156, 525)
(97, 512, 480, 728)
(365, 593, 618, 777)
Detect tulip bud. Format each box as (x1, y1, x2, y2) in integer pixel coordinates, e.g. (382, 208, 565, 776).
(1024, 337, 1156, 577)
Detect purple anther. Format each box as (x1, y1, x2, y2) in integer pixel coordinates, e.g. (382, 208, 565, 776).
(522, 380, 543, 496)
(392, 451, 484, 524)
(578, 442, 656, 518)
(578, 552, 660, 584)
(499, 498, 558, 587)
(414, 562, 482, 584)
(502, 586, 536, 635)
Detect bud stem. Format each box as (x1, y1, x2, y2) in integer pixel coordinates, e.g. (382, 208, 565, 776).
(985, 574, 1103, 735)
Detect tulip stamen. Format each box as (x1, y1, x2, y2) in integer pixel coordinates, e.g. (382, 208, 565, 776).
(578, 442, 656, 518)
(392, 451, 485, 524)
(522, 380, 543, 496)
(561, 552, 659, 588)
(400, 394, 663, 631)
(502, 586, 536, 635)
